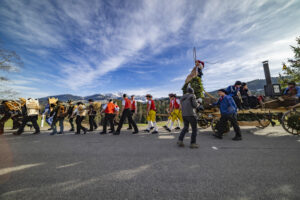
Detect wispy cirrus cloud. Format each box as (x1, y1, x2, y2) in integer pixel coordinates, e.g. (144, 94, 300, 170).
(0, 0, 299, 98)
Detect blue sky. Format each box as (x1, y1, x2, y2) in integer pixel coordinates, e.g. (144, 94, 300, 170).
(1, 0, 300, 98)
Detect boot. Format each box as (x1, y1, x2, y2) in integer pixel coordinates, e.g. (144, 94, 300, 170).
(151, 131, 158, 134)
(232, 136, 242, 141)
(13, 131, 22, 135)
(190, 143, 199, 149)
(33, 131, 40, 134)
(177, 141, 184, 147)
(213, 133, 222, 139)
(114, 131, 120, 135)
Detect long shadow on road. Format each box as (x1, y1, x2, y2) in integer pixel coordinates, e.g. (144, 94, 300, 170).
(0, 126, 299, 200)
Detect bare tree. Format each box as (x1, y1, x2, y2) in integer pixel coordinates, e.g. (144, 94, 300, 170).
(0, 47, 23, 99)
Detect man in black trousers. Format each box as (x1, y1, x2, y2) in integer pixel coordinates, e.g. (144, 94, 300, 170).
(128, 95, 137, 130)
(212, 89, 242, 140)
(72, 102, 87, 135)
(100, 99, 116, 134)
(114, 94, 139, 135)
(88, 99, 98, 131)
(15, 99, 40, 135)
(67, 100, 75, 131)
(177, 87, 202, 149)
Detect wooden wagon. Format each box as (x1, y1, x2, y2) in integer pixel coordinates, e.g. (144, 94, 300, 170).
(197, 97, 300, 135)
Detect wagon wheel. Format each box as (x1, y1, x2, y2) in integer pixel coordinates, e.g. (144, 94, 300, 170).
(197, 118, 211, 129)
(281, 109, 300, 135)
(211, 118, 230, 134)
(256, 119, 271, 129)
(196, 113, 211, 129)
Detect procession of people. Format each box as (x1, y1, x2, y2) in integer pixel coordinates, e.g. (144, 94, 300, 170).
(1, 78, 300, 148)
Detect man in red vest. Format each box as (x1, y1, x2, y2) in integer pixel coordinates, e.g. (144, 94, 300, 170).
(115, 94, 139, 135)
(100, 99, 116, 134)
(144, 94, 158, 134)
(164, 93, 182, 132)
(128, 95, 137, 130)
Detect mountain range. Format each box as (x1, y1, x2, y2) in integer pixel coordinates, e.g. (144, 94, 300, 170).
(38, 92, 148, 104)
(39, 77, 279, 103)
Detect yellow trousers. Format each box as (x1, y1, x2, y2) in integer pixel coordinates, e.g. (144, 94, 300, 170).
(147, 110, 156, 122)
(171, 109, 183, 122)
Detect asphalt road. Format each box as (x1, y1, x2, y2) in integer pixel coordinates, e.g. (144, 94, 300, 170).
(0, 126, 299, 200)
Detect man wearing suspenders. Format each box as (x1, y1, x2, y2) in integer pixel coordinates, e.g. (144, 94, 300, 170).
(144, 94, 158, 134)
(128, 95, 137, 130)
(114, 94, 139, 135)
(100, 99, 116, 134)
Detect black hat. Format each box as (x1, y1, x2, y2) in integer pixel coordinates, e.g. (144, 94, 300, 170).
(235, 81, 242, 86)
(123, 94, 127, 98)
(187, 87, 194, 94)
(108, 99, 113, 102)
(242, 82, 247, 87)
(218, 89, 227, 94)
(288, 81, 296, 86)
(88, 99, 94, 102)
(77, 102, 83, 105)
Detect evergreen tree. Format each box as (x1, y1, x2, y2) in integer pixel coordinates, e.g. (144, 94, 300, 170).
(182, 76, 204, 99)
(279, 36, 300, 87)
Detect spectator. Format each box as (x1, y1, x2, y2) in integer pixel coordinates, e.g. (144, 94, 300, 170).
(177, 86, 202, 149)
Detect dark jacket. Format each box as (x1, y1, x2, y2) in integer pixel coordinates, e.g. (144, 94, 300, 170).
(67, 105, 74, 117)
(88, 104, 96, 116)
(180, 93, 199, 117)
(226, 85, 239, 97)
(240, 88, 249, 98)
(213, 95, 237, 115)
(21, 105, 27, 116)
(283, 86, 300, 97)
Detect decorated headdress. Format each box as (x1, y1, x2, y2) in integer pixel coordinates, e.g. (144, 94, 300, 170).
(19, 98, 26, 106)
(48, 97, 58, 105)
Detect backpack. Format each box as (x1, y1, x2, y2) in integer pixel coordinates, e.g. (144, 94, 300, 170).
(26, 99, 40, 116)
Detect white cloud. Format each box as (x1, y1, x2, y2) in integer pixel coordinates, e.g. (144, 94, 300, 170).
(1, 0, 300, 97)
(171, 75, 186, 82)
